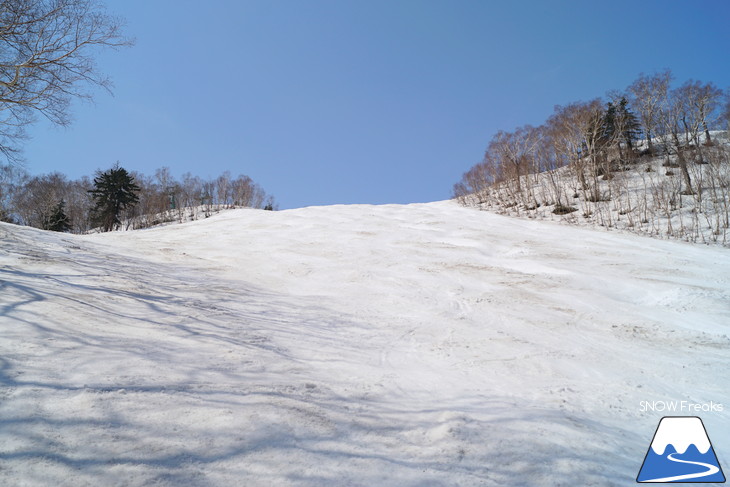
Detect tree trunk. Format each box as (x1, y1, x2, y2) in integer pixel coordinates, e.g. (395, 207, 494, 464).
(678, 156, 693, 194)
(646, 130, 654, 155)
(703, 121, 712, 145)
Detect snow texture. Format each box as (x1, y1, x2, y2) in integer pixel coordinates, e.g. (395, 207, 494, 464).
(1, 200, 729, 486)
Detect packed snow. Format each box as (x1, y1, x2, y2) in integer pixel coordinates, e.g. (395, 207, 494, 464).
(1, 200, 729, 486)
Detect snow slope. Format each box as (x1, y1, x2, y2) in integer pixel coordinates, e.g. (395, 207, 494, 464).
(1, 200, 729, 486)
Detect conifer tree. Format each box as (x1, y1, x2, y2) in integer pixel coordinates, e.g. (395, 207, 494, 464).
(43, 200, 72, 232)
(617, 97, 641, 152)
(89, 164, 140, 232)
(600, 102, 617, 150)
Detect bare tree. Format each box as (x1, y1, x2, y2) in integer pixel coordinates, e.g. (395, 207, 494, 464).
(0, 0, 130, 161)
(676, 80, 723, 145)
(216, 171, 234, 207)
(531, 124, 570, 208)
(11, 171, 68, 227)
(723, 91, 730, 136)
(546, 104, 583, 177)
(627, 69, 673, 156)
(453, 158, 496, 205)
(154, 166, 178, 214)
(657, 89, 694, 194)
(548, 100, 604, 200)
(581, 101, 608, 201)
(64, 176, 92, 233)
(127, 171, 172, 229)
(0, 161, 26, 221)
(486, 126, 542, 207)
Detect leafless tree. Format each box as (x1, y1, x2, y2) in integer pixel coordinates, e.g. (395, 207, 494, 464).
(531, 124, 571, 208)
(64, 176, 92, 232)
(627, 69, 673, 156)
(231, 174, 263, 208)
(548, 100, 604, 200)
(215, 171, 233, 207)
(0, 0, 131, 161)
(453, 159, 495, 205)
(232, 174, 253, 207)
(488, 126, 542, 196)
(722, 92, 730, 136)
(582, 102, 608, 201)
(11, 171, 67, 227)
(154, 166, 178, 214)
(127, 171, 172, 229)
(0, 161, 26, 220)
(675, 80, 723, 146)
(657, 90, 694, 194)
(178, 172, 201, 216)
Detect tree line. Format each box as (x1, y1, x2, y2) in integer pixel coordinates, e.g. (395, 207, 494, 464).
(0, 164, 276, 233)
(453, 70, 730, 243)
(0, 3, 276, 234)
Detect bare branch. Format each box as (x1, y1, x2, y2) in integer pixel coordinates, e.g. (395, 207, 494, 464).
(0, 0, 132, 160)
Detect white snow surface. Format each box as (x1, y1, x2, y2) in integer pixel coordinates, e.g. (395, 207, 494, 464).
(650, 417, 711, 455)
(1, 200, 729, 486)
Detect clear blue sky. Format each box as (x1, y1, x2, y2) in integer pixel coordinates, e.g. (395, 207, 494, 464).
(21, 0, 730, 209)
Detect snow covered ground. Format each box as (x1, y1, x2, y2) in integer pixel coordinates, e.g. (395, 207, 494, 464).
(1, 200, 729, 486)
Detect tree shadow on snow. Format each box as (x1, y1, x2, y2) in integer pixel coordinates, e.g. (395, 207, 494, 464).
(0, 229, 645, 486)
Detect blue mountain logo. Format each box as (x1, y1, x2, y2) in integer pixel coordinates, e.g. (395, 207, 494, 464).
(637, 416, 725, 483)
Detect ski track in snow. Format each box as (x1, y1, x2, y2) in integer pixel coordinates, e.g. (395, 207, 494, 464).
(1, 200, 729, 486)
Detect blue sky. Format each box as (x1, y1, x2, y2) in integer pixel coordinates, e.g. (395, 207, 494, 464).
(20, 0, 730, 209)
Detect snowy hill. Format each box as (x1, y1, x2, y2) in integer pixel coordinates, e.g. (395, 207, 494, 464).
(458, 132, 730, 246)
(1, 200, 729, 486)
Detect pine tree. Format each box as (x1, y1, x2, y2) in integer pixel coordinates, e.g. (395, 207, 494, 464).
(89, 164, 140, 232)
(617, 97, 641, 152)
(601, 98, 642, 161)
(43, 200, 72, 232)
(600, 102, 617, 150)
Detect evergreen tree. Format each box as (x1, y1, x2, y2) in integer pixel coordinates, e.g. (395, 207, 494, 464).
(617, 97, 641, 151)
(43, 200, 72, 232)
(600, 98, 642, 160)
(89, 164, 140, 232)
(600, 102, 617, 150)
